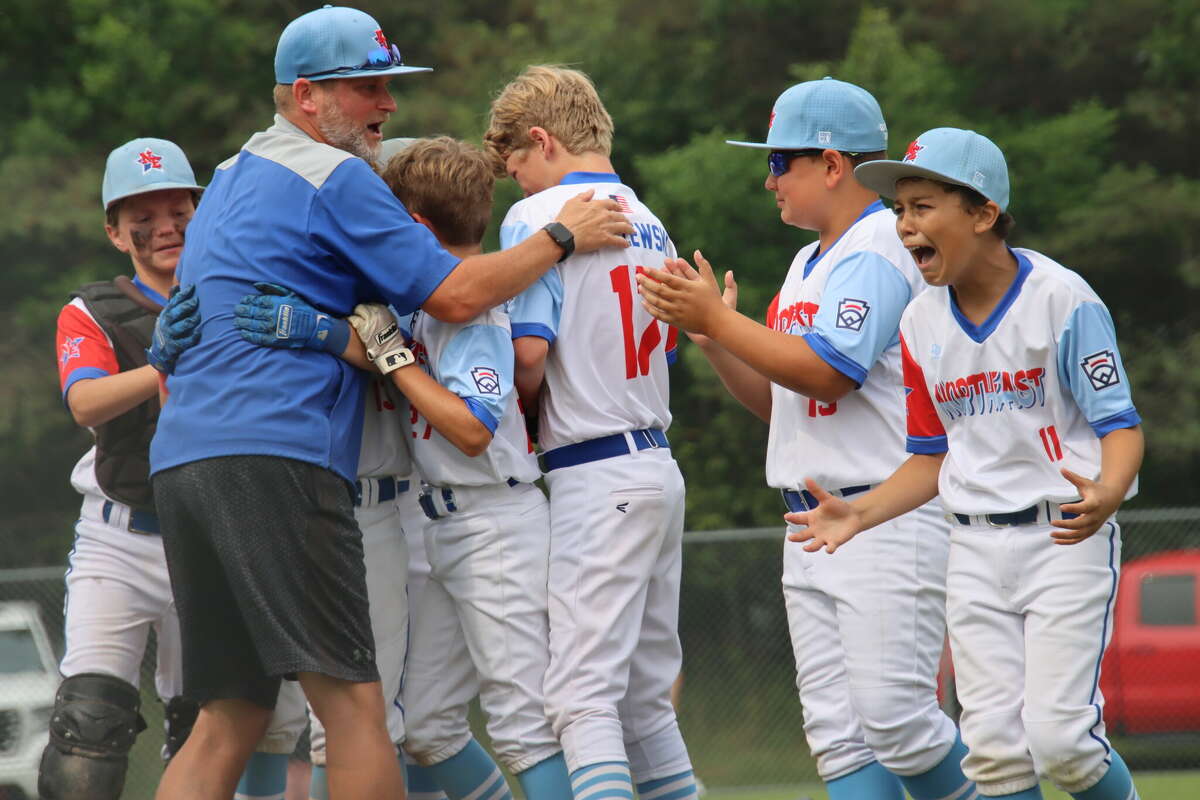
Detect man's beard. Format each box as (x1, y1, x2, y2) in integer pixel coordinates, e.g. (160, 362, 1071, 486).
(315, 99, 380, 165)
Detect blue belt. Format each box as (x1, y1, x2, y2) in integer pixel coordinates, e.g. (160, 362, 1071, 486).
(951, 503, 1079, 527)
(542, 429, 669, 472)
(781, 484, 872, 513)
(354, 476, 410, 507)
(102, 500, 160, 535)
(418, 478, 521, 520)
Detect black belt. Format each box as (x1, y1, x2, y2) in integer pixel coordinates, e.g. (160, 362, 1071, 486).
(781, 484, 872, 513)
(102, 500, 160, 535)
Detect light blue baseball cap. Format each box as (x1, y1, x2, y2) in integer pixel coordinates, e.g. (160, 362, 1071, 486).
(854, 127, 1011, 212)
(101, 138, 204, 210)
(727, 77, 888, 153)
(275, 5, 431, 84)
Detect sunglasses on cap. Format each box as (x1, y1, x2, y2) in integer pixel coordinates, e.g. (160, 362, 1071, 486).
(298, 43, 406, 79)
(767, 149, 861, 177)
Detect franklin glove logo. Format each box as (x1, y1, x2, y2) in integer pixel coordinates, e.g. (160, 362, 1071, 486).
(375, 322, 398, 347)
(276, 304, 293, 338)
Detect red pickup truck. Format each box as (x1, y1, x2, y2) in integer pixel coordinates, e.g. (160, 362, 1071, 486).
(1101, 549, 1200, 734)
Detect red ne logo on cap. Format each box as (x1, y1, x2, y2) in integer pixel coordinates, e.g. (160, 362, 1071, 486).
(136, 149, 164, 173)
(769, 110, 776, 129)
(374, 29, 388, 47)
(903, 140, 923, 162)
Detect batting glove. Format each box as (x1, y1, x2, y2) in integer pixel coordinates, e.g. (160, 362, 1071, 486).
(233, 282, 351, 355)
(349, 303, 415, 374)
(147, 285, 200, 374)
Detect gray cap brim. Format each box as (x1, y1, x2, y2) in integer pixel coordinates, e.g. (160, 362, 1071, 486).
(307, 65, 432, 82)
(105, 180, 205, 210)
(725, 139, 776, 150)
(854, 160, 974, 200)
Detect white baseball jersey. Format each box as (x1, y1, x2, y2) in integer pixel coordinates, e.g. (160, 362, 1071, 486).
(402, 307, 540, 487)
(765, 202, 927, 489)
(900, 248, 1141, 514)
(357, 376, 413, 478)
(500, 174, 678, 451)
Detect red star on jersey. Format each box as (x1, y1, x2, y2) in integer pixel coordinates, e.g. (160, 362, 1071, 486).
(374, 28, 388, 48)
(903, 140, 923, 162)
(137, 149, 163, 172)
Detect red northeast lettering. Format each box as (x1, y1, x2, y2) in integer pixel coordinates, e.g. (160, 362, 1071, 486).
(1025, 367, 1045, 388)
(1001, 371, 1015, 392)
(773, 300, 819, 332)
(934, 383, 945, 403)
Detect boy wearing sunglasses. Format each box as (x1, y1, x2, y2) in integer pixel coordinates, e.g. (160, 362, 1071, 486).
(636, 79, 973, 800)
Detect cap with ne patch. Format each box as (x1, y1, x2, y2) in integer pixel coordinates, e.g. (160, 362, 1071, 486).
(275, 5, 432, 84)
(102, 138, 204, 210)
(727, 77, 888, 153)
(854, 127, 1010, 212)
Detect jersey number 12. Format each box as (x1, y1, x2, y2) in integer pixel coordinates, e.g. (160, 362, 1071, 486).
(610, 264, 663, 379)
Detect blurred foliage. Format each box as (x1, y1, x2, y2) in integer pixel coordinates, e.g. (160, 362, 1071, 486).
(3, 0, 1199, 566)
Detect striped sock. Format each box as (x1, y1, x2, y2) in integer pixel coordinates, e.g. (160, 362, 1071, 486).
(1070, 751, 1138, 800)
(636, 769, 699, 800)
(234, 752, 289, 800)
(517, 752, 572, 800)
(406, 757, 450, 800)
(826, 761, 905, 800)
(308, 764, 329, 800)
(426, 739, 512, 800)
(898, 733, 977, 800)
(570, 761, 635, 800)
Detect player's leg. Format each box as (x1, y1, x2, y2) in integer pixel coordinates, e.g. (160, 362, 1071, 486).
(830, 504, 973, 800)
(402, 536, 499, 799)
(39, 505, 165, 800)
(433, 484, 567, 798)
(946, 526, 1040, 797)
(544, 452, 677, 799)
(307, 499, 411, 798)
(1019, 522, 1137, 799)
(238, 681, 308, 800)
(781, 534, 902, 800)
(617, 458, 698, 799)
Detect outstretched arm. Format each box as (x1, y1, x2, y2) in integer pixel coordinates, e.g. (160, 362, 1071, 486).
(785, 452, 945, 553)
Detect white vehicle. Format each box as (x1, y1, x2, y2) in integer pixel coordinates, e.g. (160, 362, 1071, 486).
(0, 601, 58, 800)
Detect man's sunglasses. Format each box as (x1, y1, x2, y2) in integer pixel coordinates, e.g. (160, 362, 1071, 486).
(299, 44, 406, 79)
(767, 149, 861, 177)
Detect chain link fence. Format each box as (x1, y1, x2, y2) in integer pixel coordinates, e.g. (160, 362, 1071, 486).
(2, 509, 1199, 798)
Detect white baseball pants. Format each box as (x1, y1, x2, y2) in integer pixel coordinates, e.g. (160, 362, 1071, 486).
(403, 481, 559, 774)
(543, 448, 692, 781)
(783, 501, 957, 781)
(948, 520, 1122, 795)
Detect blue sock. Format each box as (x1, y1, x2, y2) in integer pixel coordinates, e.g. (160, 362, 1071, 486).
(826, 761, 904, 800)
(569, 761, 634, 800)
(1070, 751, 1138, 800)
(517, 752, 572, 800)
(234, 752, 289, 800)
(898, 733, 976, 800)
(308, 764, 329, 800)
(636, 769, 699, 800)
(407, 757, 450, 800)
(987, 789, 1044, 799)
(426, 739, 512, 800)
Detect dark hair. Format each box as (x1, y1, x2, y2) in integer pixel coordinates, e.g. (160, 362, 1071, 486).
(941, 182, 1015, 239)
(104, 191, 200, 228)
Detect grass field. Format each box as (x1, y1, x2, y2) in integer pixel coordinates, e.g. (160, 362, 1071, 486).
(711, 770, 1200, 799)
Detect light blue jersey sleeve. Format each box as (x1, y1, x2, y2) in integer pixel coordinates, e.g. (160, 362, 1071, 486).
(1057, 301, 1141, 436)
(500, 219, 536, 250)
(507, 271, 563, 342)
(803, 252, 912, 386)
(438, 323, 515, 434)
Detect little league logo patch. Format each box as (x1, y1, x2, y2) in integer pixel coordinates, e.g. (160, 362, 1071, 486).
(59, 336, 84, 366)
(136, 149, 163, 173)
(835, 297, 871, 332)
(1081, 349, 1120, 391)
(471, 366, 501, 395)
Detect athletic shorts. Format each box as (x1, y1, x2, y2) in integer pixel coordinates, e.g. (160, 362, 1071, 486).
(154, 455, 378, 709)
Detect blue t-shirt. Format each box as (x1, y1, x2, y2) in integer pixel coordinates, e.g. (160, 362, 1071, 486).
(151, 116, 460, 483)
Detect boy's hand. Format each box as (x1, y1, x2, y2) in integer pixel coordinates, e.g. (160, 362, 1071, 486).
(784, 479, 864, 554)
(635, 250, 732, 336)
(553, 190, 634, 253)
(1051, 468, 1123, 544)
(147, 285, 200, 374)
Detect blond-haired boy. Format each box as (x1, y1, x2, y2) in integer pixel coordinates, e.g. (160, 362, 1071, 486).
(484, 65, 697, 800)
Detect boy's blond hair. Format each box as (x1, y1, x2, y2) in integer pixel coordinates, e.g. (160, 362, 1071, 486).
(380, 137, 495, 247)
(483, 65, 614, 175)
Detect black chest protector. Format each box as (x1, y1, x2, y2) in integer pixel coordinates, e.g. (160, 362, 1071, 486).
(69, 277, 163, 512)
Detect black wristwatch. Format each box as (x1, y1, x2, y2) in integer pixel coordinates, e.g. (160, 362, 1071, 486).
(541, 222, 575, 262)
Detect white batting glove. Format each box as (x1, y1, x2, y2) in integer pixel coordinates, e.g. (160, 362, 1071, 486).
(349, 303, 415, 374)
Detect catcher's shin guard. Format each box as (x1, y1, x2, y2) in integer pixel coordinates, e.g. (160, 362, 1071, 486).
(37, 672, 147, 800)
(164, 694, 200, 759)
